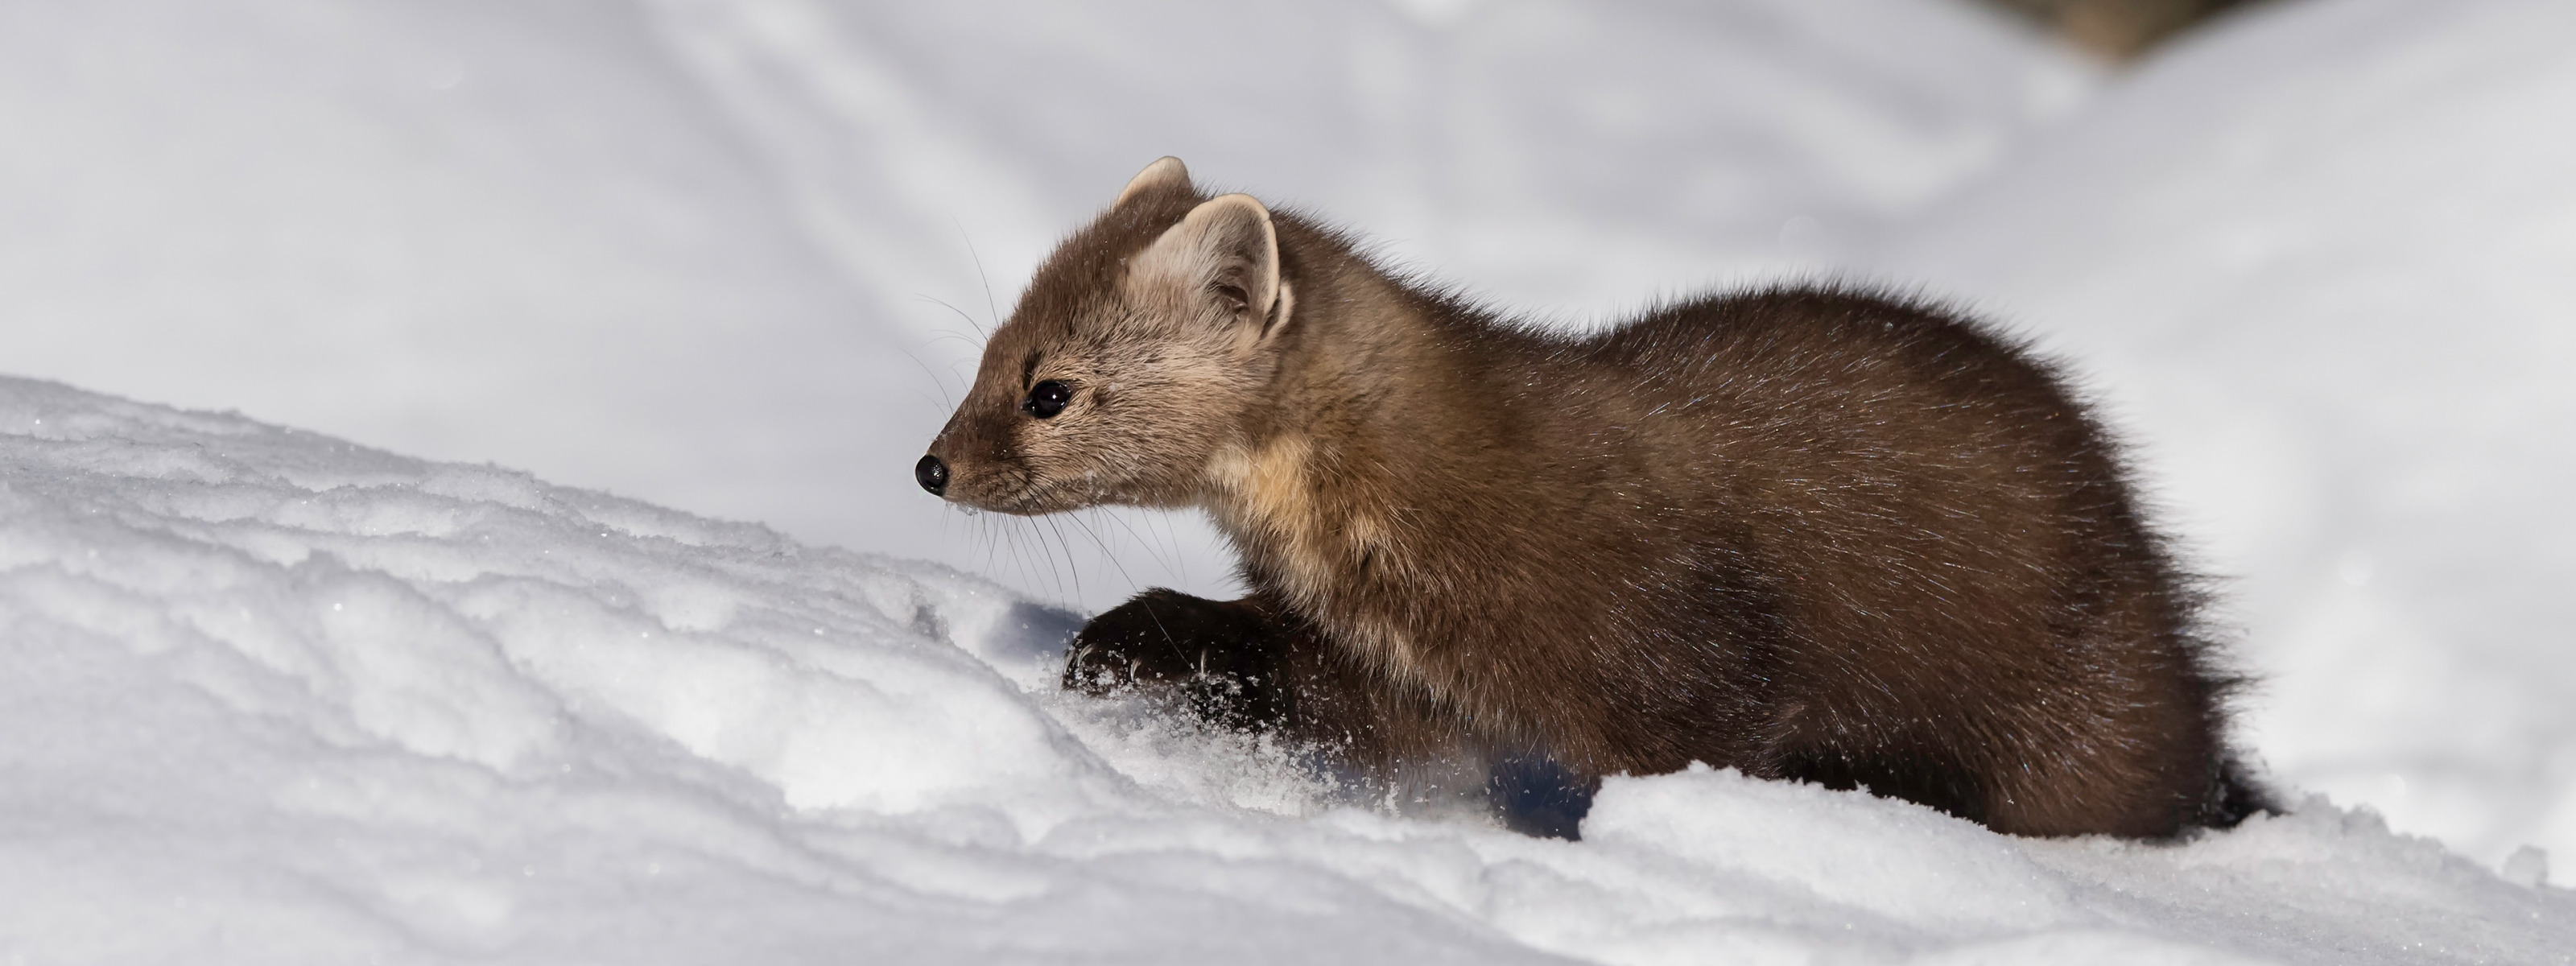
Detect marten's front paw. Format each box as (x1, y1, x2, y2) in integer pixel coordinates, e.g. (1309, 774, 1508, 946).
(1061, 587, 1252, 690)
(1062, 588, 1286, 729)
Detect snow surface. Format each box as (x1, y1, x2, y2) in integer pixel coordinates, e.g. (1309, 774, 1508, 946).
(5, 0, 2576, 957)
(4, 374, 2570, 962)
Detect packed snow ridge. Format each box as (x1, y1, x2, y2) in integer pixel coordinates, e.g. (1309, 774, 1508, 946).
(2, 376, 2566, 963)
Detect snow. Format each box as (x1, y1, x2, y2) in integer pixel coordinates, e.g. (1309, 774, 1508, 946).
(0, 0, 929, 596)
(4, 375, 2570, 962)
(4, 0, 2576, 959)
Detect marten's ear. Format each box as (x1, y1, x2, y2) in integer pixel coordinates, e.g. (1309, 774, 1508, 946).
(1131, 193, 1282, 338)
(1114, 156, 1191, 208)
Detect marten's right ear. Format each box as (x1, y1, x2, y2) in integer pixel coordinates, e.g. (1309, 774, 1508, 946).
(1130, 193, 1282, 341)
(1114, 156, 1191, 208)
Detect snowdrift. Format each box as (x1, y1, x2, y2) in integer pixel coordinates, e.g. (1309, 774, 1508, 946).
(3, 376, 2566, 963)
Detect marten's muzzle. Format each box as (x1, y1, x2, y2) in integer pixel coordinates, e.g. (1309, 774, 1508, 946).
(919, 414, 1048, 514)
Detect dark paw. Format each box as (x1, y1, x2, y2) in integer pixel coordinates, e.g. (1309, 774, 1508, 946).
(1487, 754, 1599, 840)
(1063, 588, 1287, 729)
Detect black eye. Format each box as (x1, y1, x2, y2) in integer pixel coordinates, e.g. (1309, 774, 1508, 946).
(1021, 379, 1072, 419)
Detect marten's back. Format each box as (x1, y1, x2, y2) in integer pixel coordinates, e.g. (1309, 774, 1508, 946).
(1435, 287, 2246, 836)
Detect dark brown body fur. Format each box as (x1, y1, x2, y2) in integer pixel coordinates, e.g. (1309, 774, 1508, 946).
(924, 159, 2260, 839)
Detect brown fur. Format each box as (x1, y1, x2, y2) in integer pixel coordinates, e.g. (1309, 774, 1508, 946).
(1980, 0, 2267, 60)
(924, 159, 2264, 838)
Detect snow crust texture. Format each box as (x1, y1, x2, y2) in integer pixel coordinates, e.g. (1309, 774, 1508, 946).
(4, 376, 2569, 963)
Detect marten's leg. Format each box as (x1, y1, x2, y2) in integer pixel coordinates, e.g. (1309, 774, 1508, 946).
(1066, 590, 1541, 828)
(1287, 642, 1591, 836)
(1063, 588, 1293, 730)
(1063, 591, 1484, 780)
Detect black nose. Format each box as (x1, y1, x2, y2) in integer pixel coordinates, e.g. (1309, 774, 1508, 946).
(914, 454, 948, 496)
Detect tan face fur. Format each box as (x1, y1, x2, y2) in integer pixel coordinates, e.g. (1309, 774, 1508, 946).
(923, 159, 1294, 516)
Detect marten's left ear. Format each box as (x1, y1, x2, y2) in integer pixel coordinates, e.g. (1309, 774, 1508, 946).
(1131, 193, 1283, 341)
(1114, 156, 1191, 208)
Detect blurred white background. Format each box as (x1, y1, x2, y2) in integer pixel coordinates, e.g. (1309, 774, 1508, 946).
(2, 0, 2569, 872)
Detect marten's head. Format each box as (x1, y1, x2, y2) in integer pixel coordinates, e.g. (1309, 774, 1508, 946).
(919, 158, 1295, 515)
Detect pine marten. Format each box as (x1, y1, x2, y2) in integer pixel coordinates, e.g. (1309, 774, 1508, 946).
(918, 157, 2264, 839)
